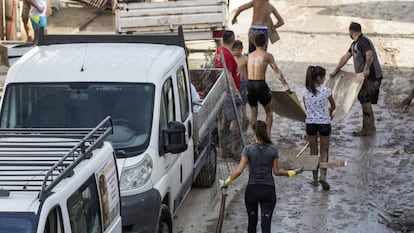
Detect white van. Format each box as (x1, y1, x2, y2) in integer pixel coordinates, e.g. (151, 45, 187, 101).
(0, 27, 240, 232)
(0, 117, 122, 233)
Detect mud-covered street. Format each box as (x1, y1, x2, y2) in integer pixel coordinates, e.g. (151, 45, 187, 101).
(1, 0, 413, 232)
(176, 0, 414, 232)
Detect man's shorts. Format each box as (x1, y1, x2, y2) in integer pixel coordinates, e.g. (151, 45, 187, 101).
(240, 80, 248, 104)
(222, 94, 241, 121)
(247, 80, 271, 107)
(306, 124, 331, 136)
(30, 15, 48, 30)
(248, 25, 268, 53)
(358, 77, 382, 104)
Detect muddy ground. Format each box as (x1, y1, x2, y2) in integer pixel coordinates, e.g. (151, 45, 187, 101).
(176, 0, 414, 233)
(2, 0, 413, 232)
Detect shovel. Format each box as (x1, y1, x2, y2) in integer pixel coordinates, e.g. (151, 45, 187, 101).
(215, 187, 228, 233)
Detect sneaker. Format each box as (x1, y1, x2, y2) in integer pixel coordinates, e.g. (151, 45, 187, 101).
(319, 180, 330, 190)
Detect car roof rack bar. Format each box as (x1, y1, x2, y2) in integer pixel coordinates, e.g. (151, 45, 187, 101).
(38, 26, 185, 48)
(38, 116, 113, 202)
(0, 117, 113, 202)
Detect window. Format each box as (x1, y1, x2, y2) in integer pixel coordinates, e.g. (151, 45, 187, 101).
(67, 176, 102, 233)
(159, 92, 167, 156)
(176, 68, 190, 121)
(163, 78, 175, 123)
(0, 212, 35, 233)
(0, 83, 155, 156)
(159, 78, 175, 156)
(44, 207, 64, 233)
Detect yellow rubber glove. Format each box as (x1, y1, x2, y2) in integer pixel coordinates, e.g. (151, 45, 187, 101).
(288, 167, 304, 177)
(287, 170, 296, 177)
(221, 176, 233, 188)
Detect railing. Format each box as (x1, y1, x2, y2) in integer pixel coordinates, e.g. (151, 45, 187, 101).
(38, 26, 185, 49)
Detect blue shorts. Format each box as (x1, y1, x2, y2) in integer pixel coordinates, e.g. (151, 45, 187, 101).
(248, 26, 269, 53)
(30, 15, 48, 30)
(222, 94, 241, 120)
(240, 80, 248, 104)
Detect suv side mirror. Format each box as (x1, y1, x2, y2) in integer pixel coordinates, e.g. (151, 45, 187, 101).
(163, 121, 188, 153)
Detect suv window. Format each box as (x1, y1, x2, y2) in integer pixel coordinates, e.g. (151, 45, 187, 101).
(67, 176, 101, 233)
(0, 213, 36, 233)
(44, 206, 63, 233)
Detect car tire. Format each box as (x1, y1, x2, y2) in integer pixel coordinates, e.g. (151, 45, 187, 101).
(158, 204, 172, 233)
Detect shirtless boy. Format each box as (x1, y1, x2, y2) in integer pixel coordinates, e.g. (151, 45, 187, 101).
(247, 33, 289, 136)
(232, 0, 284, 52)
(232, 40, 249, 131)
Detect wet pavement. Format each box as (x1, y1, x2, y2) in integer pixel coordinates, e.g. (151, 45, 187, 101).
(199, 0, 414, 232)
(2, 0, 414, 232)
(47, 0, 114, 34)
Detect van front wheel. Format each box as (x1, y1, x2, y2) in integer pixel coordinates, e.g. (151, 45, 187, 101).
(158, 204, 172, 233)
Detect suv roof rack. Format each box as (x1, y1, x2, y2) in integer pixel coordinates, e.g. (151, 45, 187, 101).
(38, 26, 185, 48)
(0, 116, 113, 202)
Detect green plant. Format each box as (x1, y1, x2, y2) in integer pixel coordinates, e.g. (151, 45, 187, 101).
(201, 46, 215, 69)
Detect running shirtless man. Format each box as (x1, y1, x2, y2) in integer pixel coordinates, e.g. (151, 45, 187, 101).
(232, 0, 284, 52)
(247, 33, 290, 136)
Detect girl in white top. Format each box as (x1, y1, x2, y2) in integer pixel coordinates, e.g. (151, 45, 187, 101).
(303, 66, 336, 190)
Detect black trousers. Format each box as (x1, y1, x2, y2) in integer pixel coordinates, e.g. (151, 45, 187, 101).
(245, 184, 277, 233)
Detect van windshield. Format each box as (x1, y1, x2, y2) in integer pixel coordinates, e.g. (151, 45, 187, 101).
(0, 83, 155, 157)
(0, 212, 36, 233)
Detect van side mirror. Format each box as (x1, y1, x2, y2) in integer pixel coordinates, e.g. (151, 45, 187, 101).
(162, 121, 188, 154)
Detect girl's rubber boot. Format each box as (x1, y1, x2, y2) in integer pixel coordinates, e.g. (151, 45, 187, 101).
(319, 168, 330, 190)
(312, 171, 319, 186)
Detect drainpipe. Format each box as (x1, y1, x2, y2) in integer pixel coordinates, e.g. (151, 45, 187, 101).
(5, 0, 17, 40)
(0, 0, 4, 39)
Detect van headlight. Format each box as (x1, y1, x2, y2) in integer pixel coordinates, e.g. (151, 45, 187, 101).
(120, 155, 153, 191)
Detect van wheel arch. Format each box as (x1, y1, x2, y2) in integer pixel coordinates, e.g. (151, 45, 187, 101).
(157, 204, 172, 233)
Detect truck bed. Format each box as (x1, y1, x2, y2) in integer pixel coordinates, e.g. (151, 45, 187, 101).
(190, 69, 227, 144)
(115, 0, 228, 41)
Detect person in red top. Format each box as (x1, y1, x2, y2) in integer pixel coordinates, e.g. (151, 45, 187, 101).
(214, 30, 242, 157)
(214, 31, 241, 92)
